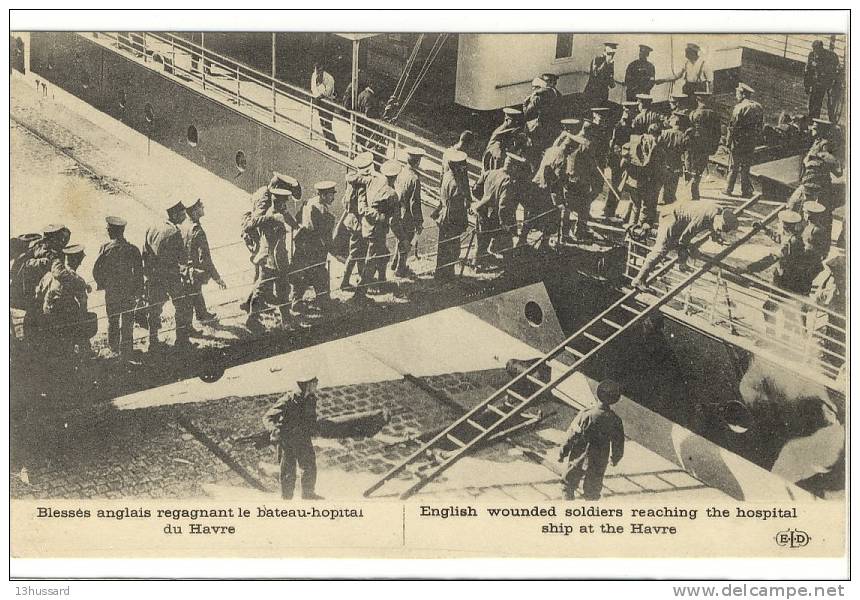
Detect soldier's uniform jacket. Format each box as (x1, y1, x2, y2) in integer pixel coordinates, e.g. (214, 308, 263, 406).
(727, 98, 764, 153)
(15, 242, 63, 311)
(560, 404, 625, 472)
(36, 261, 89, 319)
(656, 127, 689, 171)
(393, 164, 425, 234)
(585, 123, 611, 169)
(356, 87, 380, 119)
(245, 209, 296, 270)
(482, 125, 527, 172)
(657, 201, 722, 251)
(92, 237, 143, 299)
(631, 108, 664, 135)
(583, 55, 615, 102)
(361, 181, 398, 240)
(804, 49, 840, 90)
(522, 86, 551, 123)
(472, 168, 518, 228)
(437, 168, 471, 230)
(182, 221, 221, 286)
(565, 139, 597, 193)
(799, 149, 841, 196)
(624, 58, 656, 100)
(142, 221, 187, 285)
(263, 388, 318, 441)
(749, 234, 823, 295)
(609, 117, 634, 155)
(804, 221, 830, 261)
(688, 106, 722, 157)
(533, 143, 569, 202)
(294, 196, 335, 265)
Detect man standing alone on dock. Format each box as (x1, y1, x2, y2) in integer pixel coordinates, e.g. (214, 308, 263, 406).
(558, 379, 625, 501)
(723, 83, 763, 198)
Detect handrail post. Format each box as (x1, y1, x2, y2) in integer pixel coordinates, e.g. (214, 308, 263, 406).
(201, 32, 206, 91)
(142, 32, 148, 62)
(236, 64, 241, 106)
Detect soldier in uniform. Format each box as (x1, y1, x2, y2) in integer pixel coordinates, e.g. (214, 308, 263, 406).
(263, 368, 324, 500)
(787, 119, 843, 229)
(620, 123, 661, 227)
(242, 175, 299, 333)
(531, 132, 575, 249)
(471, 153, 524, 271)
(391, 147, 425, 278)
(666, 92, 688, 117)
(686, 91, 722, 201)
(482, 107, 528, 172)
(35, 244, 93, 359)
(558, 379, 625, 501)
(631, 94, 664, 134)
(291, 181, 337, 311)
(355, 82, 382, 159)
(723, 83, 763, 198)
(522, 77, 557, 157)
(655, 110, 690, 205)
(582, 42, 617, 107)
(564, 133, 599, 242)
(352, 160, 400, 301)
(743, 211, 823, 336)
(602, 101, 637, 220)
(801, 201, 831, 262)
(92, 216, 143, 356)
(143, 201, 194, 350)
(434, 149, 471, 279)
(337, 153, 375, 291)
(443, 130, 476, 175)
(182, 199, 226, 326)
(14, 223, 69, 344)
(630, 202, 738, 291)
(623, 44, 655, 101)
(804, 40, 841, 121)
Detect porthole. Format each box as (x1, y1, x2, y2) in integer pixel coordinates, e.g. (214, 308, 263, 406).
(143, 103, 154, 124)
(187, 125, 199, 147)
(524, 301, 543, 327)
(118, 90, 127, 109)
(235, 150, 247, 173)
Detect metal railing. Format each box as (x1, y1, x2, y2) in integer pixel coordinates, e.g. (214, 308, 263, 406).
(625, 236, 845, 388)
(743, 34, 846, 65)
(84, 32, 482, 205)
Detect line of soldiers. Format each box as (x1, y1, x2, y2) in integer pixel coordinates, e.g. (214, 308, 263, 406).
(10, 197, 226, 358)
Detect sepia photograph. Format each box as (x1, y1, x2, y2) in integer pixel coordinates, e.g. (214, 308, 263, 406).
(7, 8, 849, 578)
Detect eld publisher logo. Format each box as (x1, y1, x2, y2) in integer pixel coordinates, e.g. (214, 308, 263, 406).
(775, 529, 810, 548)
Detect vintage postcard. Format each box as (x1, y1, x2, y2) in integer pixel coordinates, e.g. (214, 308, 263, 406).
(7, 9, 849, 579)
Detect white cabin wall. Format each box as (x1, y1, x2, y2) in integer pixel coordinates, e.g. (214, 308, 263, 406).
(456, 33, 746, 111)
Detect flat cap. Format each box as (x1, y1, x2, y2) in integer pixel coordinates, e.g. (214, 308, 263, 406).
(596, 379, 621, 405)
(531, 77, 547, 88)
(165, 201, 186, 217)
(405, 146, 426, 157)
(62, 243, 85, 255)
(778, 210, 802, 225)
(670, 92, 688, 100)
(18, 232, 42, 244)
(314, 180, 337, 192)
(42, 223, 67, 235)
(812, 118, 833, 128)
(105, 216, 127, 227)
(560, 118, 581, 126)
(381, 160, 402, 177)
(443, 149, 467, 164)
(636, 93, 653, 102)
(353, 151, 374, 170)
(604, 42, 618, 51)
(686, 43, 701, 53)
(736, 82, 755, 94)
(269, 172, 302, 198)
(622, 101, 639, 107)
(639, 44, 653, 53)
(591, 107, 611, 114)
(802, 201, 826, 215)
(502, 107, 523, 117)
(540, 73, 559, 82)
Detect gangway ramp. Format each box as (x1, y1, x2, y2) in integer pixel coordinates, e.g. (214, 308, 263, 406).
(365, 196, 784, 499)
